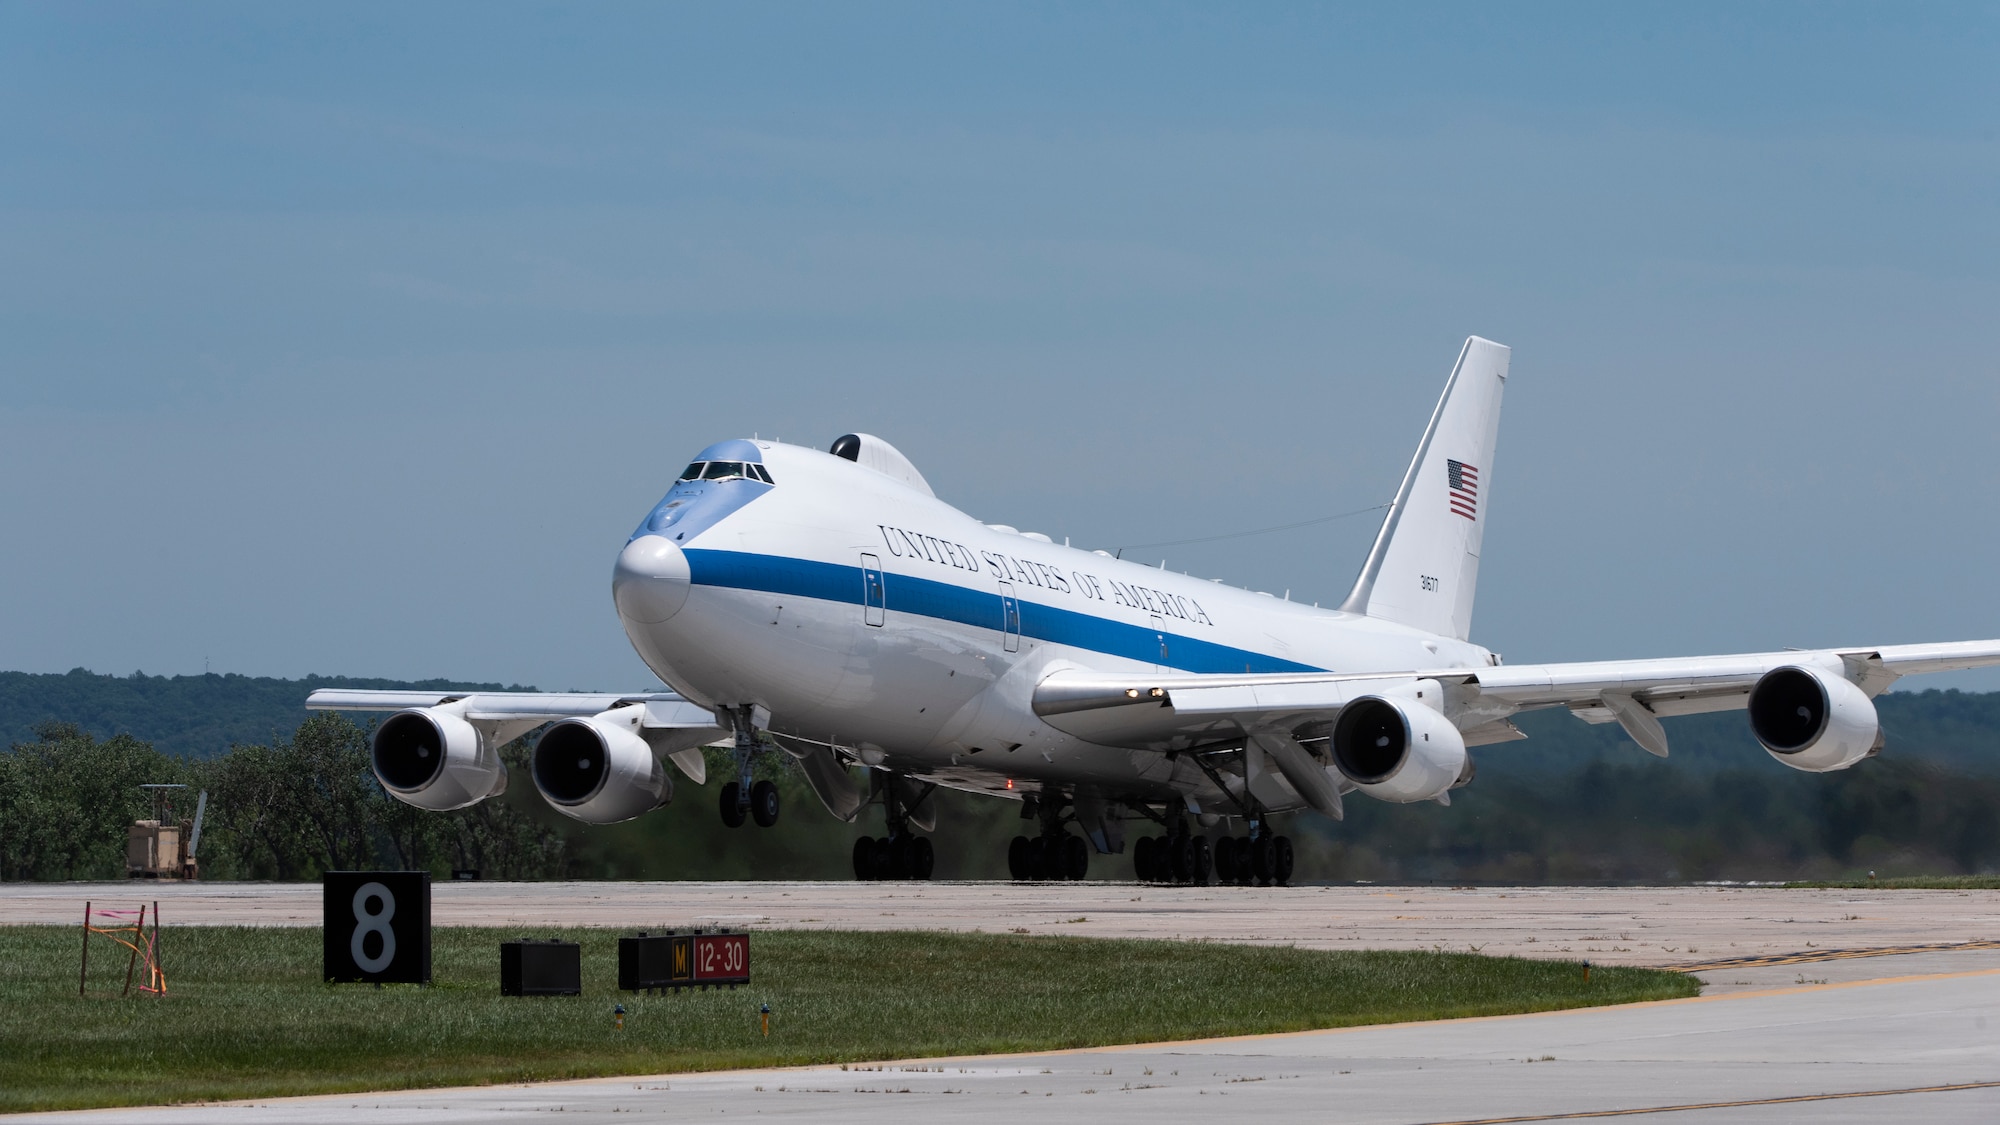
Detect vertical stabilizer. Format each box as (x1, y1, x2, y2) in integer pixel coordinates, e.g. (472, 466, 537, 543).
(1339, 337, 1509, 641)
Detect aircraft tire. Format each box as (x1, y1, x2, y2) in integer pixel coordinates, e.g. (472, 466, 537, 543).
(852, 836, 877, 880)
(1132, 836, 1155, 882)
(749, 780, 780, 828)
(912, 836, 936, 880)
(1250, 836, 1276, 885)
(1189, 836, 1213, 885)
(1212, 836, 1235, 883)
(1007, 835, 1031, 880)
(1026, 836, 1050, 880)
(1274, 836, 1295, 885)
(719, 782, 746, 828)
(1062, 834, 1089, 881)
(1170, 835, 1194, 884)
(887, 835, 913, 880)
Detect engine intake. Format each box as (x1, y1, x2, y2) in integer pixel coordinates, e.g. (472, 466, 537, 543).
(531, 708, 673, 824)
(1748, 665, 1879, 772)
(373, 708, 506, 811)
(1331, 694, 1469, 804)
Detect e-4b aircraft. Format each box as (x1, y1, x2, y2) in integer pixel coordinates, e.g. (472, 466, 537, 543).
(309, 338, 2000, 884)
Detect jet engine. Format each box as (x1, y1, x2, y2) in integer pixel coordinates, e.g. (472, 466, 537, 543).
(1330, 694, 1469, 803)
(373, 708, 507, 811)
(1748, 665, 1880, 772)
(531, 706, 673, 824)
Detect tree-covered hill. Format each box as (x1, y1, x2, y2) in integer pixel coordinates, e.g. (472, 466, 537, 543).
(0, 670, 535, 760)
(1498, 688, 2000, 778)
(4, 669, 1999, 884)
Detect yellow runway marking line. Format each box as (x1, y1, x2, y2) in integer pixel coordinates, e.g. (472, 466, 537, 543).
(1674, 938, 2000, 971)
(1410, 1078, 2000, 1123)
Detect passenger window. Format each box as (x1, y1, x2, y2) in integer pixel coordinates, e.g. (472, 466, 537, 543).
(679, 462, 705, 481)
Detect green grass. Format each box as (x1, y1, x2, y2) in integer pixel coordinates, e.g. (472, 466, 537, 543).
(1784, 874, 2000, 890)
(0, 926, 1695, 1112)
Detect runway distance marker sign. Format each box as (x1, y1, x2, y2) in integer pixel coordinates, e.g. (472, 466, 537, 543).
(619, 928, 750, 992)
(322, 871, 431, 985)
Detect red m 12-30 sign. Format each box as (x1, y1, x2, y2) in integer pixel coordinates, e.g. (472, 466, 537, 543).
(693, 932, 749, 984)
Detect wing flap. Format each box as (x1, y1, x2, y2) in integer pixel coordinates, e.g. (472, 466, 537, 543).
(1868, 640, 2000, 676)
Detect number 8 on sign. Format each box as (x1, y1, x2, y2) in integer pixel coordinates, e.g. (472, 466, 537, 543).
(351, 882, 397, 973)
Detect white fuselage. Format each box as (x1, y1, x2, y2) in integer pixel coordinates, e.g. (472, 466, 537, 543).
(616, 440, 1491, 805)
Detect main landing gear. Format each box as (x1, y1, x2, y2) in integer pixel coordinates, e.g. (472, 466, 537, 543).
(853, 770, 936, 881)
(718, 706, 781, 830)
(1131, 813, 1212, 885)
(1007, 790, 1091, 881)
(1132, 815, 1295, 886)
(853, 834, 935, 880)
(1211, 829, 1294, 886)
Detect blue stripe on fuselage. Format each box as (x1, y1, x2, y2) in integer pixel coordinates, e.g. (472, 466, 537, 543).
(683, 549, 1324, 675)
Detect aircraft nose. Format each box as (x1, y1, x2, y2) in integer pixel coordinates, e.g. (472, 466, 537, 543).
(613, 535, 692, 625)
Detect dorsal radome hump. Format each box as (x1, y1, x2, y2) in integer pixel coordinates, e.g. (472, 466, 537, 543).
(829, 434, 935, 497)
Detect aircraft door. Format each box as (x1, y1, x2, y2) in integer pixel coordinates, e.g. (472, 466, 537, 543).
(999, 581, 1021, 653)
(861, 553, 886, 627)
(1151, 615, 1169, 670)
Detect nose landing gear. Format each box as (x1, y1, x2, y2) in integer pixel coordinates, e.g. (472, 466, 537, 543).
(718, 707, 783, 830)
(749, 779, 780, 827)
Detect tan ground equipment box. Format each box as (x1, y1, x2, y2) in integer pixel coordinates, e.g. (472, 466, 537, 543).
(126, 786, 206, 879)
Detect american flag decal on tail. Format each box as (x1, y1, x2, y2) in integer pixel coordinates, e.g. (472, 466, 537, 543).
(1447, 459, 1478, 520)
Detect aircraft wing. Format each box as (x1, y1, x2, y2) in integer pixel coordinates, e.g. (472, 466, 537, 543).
(306, 688, 719, 727)
(305, 689, 729, 783)
(1033, 639, 2000, 754)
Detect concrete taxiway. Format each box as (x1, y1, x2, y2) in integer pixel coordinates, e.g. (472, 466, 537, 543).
(10, 882, 2000, 1121)
(5, 880, 1998, 969)
(14, 960, 2000, 1124)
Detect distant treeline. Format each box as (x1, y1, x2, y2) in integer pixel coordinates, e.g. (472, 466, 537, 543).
(0, 669, 537, 761)
(0, 718, 570, 883)
(1, 670, 1997, 883)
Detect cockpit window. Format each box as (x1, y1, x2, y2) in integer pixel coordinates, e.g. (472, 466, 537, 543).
(678, 459, 771, 485)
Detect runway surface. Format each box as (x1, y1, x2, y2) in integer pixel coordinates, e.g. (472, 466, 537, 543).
(6, 880, 1998, 971)
(17, 962, 2000, 1123)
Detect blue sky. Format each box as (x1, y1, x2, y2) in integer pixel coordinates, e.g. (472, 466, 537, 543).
(2, 2, 1996, 692)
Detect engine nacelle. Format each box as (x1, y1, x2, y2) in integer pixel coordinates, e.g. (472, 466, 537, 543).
(1330, 694, 1469, 804)
(1749, 664, 1880, 772)
(373, 708, 507, 811)
(531, 707, 673, 824)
